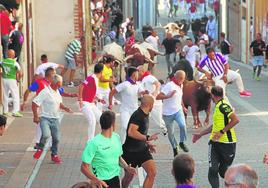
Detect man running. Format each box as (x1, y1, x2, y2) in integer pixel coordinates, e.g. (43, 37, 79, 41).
(250, 33, 266, 81)
(121, 95, 158, 188)
(193, 86, 240, 188)
(197, 47, 251, 98)
(156, 70, 189, 156)
(137, 65, 167, 135)
(109, 67, 146, 143)
(78, 63, 104, 141)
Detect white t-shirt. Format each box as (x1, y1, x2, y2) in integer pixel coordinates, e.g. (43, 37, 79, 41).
(35, 62, 59, 77)
(145, 35, 159, 51)
(33, 86, 62, 118)
(161, 81, 183, 116)
(141, 75, 158, 94)
(115, 81, 143, 112)
(183, 45, 199, 68)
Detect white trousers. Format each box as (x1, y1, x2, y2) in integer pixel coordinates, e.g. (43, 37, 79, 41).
(213, 70, 244, 98)
(150, 100, 166, 130)
(96, 87, 110, 111)
(120, 108, 135, 143)
(3, 79, 20, 113)
(80, 101, 102, 141)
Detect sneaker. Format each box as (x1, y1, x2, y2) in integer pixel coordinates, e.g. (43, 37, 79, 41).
(179, 142, 189, 153)
(51, 155, 62, 164)
(12, 112, 23, 117)
(162, 127, 168, 136)
(67, 82, 75, 87)
(255, 76, 261, 81)
(33, 149, 43, 159)
(173, 147, 178, 157)
(239, 90, 252, 97)
(3, 112, 11, 116)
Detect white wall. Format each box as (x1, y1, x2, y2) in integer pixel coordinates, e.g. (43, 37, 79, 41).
(32, 0, 75, 65)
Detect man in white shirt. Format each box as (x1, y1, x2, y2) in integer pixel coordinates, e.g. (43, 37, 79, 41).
(156, 70, 189, 156)
(109, 67, 146, 142)
(137, 66, 167, 135)
(32, 74, 72, 164)
(182, 38, 200, 70)
(35, 54, 64, 79)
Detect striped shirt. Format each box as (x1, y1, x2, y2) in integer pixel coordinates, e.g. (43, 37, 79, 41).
(198, 53, 227, 77)
(65, 39, 81, 59)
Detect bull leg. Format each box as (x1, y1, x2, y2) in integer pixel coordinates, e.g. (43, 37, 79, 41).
(204, 102, 211, 126)
(191, 106, 201, 129)
(184, 107, 189, 127)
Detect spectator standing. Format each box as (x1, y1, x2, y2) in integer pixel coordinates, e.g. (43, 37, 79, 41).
(0, 115, 7, 175)
(32, 74, 72, 164)
(189, 3, 197, 21)
(0, 5, 13, 59)
(172, 154, 197, 188)
(193, 86, 240, 188)
(1, 49, 23, 117)
(121, 95, 159, 188)
(250, 33, 266, 81)
(8, 22, 24, 62)
(213, 0, 220, 19)
(61, 37, 84, 87)
(156, 70, 189, 156)
(220, 32, 233, 62)
(78, 63, 103, 141)
(81, 111, 136, 188)
(224, 164, 258, 188)
(161, 32, 180, 74)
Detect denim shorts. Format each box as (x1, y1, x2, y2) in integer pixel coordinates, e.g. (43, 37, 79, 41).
(65, 57, 76, 70)
(252, 55, 264, 66)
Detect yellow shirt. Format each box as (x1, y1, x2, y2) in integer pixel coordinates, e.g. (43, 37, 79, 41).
(209, 99, 237, 143)
(98, 65, 112, 89)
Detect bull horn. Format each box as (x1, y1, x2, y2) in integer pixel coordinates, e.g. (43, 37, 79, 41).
(124, 55, 134, 61)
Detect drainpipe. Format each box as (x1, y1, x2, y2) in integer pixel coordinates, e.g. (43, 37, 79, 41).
(84, 0, 92, 77)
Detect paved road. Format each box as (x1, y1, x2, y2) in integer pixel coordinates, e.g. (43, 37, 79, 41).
(1, 55, 268, 188)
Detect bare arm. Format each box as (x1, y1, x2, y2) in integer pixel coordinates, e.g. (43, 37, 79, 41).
(108, 88, 118, 109)
(156, 91, 176, 100)
(32, 102, 40, 123)
(128, 123, 158, 141)
(80, 162, 108, 187)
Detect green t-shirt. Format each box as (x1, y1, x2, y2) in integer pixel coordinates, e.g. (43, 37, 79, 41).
(81, 132, 123, 180)
(0, 58, 21, 80)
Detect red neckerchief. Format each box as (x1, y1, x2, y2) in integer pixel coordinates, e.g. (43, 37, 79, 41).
(171, 76, 182, 87)
(139, 71, 151, 81)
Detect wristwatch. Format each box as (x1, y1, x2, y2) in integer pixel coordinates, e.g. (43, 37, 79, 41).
(146, 135, 150, 141)
(220, 129, 225, 134)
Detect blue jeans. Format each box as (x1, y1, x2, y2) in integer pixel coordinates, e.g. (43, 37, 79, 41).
(165, 53, 176, 73)
(39, 117, 60, 156)
(1, 35, 9, 59)
(163, 110, 187, 149)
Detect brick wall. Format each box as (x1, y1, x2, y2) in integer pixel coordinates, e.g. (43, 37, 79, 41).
(74, 0, 85, 66)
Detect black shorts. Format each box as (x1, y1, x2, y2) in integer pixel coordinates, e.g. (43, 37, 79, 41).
(103, 176, 120, 188)
(122, 147, 153, 168)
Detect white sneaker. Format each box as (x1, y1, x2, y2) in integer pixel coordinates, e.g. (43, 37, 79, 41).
(67, 82, 75, 87)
